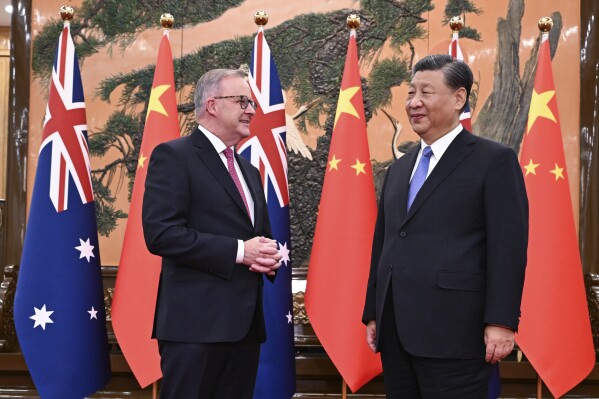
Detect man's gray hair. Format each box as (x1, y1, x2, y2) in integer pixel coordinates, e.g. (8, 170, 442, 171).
(194, 69, 247, 119)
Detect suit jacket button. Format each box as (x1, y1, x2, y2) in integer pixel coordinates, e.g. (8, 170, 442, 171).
(400, 231, 407, 238)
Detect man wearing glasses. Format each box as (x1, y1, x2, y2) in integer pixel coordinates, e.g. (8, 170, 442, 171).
(142, 69, 282, 399)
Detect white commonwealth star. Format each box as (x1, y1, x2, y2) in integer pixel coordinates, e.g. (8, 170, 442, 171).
(279, 242, 290, 266)
(75, 238, 95, 263)
(88, 306, 98, 320)
(286, 311, 293, 324)
(30, 305, 54, 330)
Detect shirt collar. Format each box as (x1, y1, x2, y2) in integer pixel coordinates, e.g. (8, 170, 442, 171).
(419, 123, 463, 160)
(198, 124, 234, 154)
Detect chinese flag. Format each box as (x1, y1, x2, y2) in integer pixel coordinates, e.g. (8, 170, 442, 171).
(304, 30, 382, 392)
(515, 34, 594, 398)
(111, 31, 180, 387)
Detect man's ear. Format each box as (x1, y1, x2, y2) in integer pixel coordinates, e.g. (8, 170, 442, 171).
(205, 98, 217, 116)
(455, 87, 467, 111)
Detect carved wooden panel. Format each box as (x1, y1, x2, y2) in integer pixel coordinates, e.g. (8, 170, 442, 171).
(0, 264, 18, 352)
(0, 53, 9, 199)
(585, 273, 599, 358)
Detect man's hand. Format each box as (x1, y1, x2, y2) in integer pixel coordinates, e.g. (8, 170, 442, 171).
(243, 236, 282, 276)
(366, 320, 377, 352)
(484, 325, 515, 364)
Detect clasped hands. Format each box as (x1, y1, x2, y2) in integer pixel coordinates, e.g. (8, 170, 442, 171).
(243, 236, 282, 276)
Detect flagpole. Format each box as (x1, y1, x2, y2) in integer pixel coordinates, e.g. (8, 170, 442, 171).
(305, 10, 381, 393)
(151, 17, 174, 399)
(517, 15, 595, 398)
(447, 15, 473, 133)
(533, 18, 551, 399)
(338, 17, 369, 399)
(13, 4, 111, 397)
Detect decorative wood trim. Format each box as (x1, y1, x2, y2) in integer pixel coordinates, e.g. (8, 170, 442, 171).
(0, 264, 18, 352)
(0, 54, 10, 198)
(585, 273, 599, 358)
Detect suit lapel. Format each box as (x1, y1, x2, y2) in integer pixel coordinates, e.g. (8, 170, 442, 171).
(191, 129, 252, 221)
(403, 130, 475, 224)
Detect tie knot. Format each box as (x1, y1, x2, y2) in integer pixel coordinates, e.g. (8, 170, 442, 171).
(422, 146, 433, 158)
(223, 148, 234, 160)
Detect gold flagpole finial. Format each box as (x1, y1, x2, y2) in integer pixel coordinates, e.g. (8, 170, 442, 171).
(160, 13, 174, 29)
(60, 5, 74, 21)
(538, 17, 553, 33)
(347, 14, 360, 30)
(254, 11, 269, 27)
(449, 16, 464, 33)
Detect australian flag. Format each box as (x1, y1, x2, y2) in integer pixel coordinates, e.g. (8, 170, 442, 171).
(13, 23, 111, 399)
(238, 27, 296, 399)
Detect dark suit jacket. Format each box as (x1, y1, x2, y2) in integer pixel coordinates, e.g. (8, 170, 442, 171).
(363, 130, 528, 359)
(142, 128, 272, 344)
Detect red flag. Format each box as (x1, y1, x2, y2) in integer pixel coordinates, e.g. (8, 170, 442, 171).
(448, 31, 473, 131)
(111, 31, 181, 387)
(515, 34, 594, 398)
(304, 30, 382, 392)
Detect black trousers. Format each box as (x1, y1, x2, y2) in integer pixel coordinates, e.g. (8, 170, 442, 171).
(379, 287, 491, 399)
(158, 339, 260, 399)
(158, 306, 262, 399)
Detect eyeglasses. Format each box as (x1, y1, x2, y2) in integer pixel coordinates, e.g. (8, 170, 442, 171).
(213, 95, 256, 110)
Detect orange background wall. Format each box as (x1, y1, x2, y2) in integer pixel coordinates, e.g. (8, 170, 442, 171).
(28, 0, 581, 265)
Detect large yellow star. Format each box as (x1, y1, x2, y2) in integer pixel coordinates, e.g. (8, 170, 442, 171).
(527, 89, 556, 133)
(146, 84, 171, 121)
(550, 163, 564, 181)
(523, 158, 540, 176)
(138, 152, 147, 169)
(350, 158, 366, 176)
(333, 86, 360, 128)
(328, 154, 341, 171)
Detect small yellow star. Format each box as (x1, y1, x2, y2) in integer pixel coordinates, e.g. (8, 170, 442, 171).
(549, 163, 564, 181)
(334, 86, 360, 128)
(328, 155, 341, 171)
(527, 89, 556, 133)
(138, 152, 148, 169)
(350, 158, 366, 175)
(523, 159, 540, 176)
(146, 84, 171, 121)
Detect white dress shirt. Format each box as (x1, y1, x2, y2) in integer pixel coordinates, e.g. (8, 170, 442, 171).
(410, 123, 464, 182)
(198, 125, 254, 263)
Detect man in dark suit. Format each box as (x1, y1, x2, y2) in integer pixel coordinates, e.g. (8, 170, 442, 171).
(362, 54, 528, 398)
(142, 69, 282, 399)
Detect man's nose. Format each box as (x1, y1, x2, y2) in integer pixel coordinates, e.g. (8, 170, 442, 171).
(407, 95, 422, 108)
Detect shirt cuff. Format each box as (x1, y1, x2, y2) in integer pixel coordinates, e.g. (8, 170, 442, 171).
(236, 240, 244, 264)
(487, 324, 514, 332)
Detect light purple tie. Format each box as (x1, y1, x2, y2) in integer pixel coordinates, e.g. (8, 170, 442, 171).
(407, 146, 433, 210)
(223, 148, 250, 216)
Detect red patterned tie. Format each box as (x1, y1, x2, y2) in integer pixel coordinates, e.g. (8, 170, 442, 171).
(223, 148, 250, 216)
